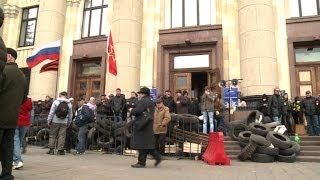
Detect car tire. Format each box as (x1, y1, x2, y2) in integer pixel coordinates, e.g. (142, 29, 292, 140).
(246, 110, 263, 125)
(279, 141, 300, 156)
(238, 131, 252, 143)
(251, 153, 275, 163)
(266, 131, 291, 149)
(231, 123, 249, 141)
(277, 153, 296, 163)
(97, 136, 114, 149)
(249, 122, 270, 136)
(255, 146, 279, 156)
(250, 134, 272, 147)
(237, 141, 257, 161)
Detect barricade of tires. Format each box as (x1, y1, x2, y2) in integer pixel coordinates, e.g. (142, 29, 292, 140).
(86, 117, 129, 154)
(231, 111, 300, 163)
(25, 115, 50, 146)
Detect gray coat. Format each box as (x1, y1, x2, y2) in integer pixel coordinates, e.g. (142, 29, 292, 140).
(201, 92, 215, 112)
(47, 98, 73, 125)
(130, 95, 155, 150)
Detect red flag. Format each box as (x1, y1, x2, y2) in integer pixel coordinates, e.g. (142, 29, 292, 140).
(108, 31, 117, 76)
(40, 61, 59, 73)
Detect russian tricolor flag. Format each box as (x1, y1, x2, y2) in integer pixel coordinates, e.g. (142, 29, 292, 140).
(27, 40, 61, 69)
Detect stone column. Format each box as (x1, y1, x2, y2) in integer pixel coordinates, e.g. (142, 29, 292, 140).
(28, 0, 66, 100)
(1, 3, 20, 48)
(238, 0, 278, 95)
(106, 0, 143, 95)
(56, 0, 81, 95)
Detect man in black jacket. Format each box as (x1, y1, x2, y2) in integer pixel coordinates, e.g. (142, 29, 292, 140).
(162, 90, 176, 113)
(301, 90, 319, 136)
(111, 88, 126, 122)
(129, 87, 161, 168)
(0, 8, 6, 94)
(268, 87, 284, 123)
(257, 94, 269, 116)
(0, 47, 27, 180)
(74, 98, 92, 155)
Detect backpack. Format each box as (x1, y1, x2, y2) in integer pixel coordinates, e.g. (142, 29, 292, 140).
(75, 105, 95, 127)
(55, 101, 69, 119)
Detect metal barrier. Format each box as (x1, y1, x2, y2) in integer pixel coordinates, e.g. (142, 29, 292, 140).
(25, 113, 220, 159)
(26, 114, 50, 146)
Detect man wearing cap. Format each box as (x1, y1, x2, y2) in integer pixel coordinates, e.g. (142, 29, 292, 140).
(128, 87, 161, 168)
(301, 90, 319, 136)
(0, 7, 6, 94)
(0, 47, 27, 179)
(153, 98, 171, 155)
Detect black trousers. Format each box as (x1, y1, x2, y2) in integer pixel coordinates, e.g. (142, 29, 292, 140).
(154, 134, 166, 155)
(282, 115, 294, 134)
(138, 149, 160, 165)
(292, 112, 304, 124)
(65, 125, 74, 151)
(0, 129, 15, 180)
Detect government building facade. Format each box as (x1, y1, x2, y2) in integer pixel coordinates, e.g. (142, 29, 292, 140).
(0, 0, 319, 101)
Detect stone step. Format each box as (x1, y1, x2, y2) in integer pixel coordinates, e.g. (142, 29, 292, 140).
(224, 141, 239, 146)
(225, 150, 240, 155)
(300, 141, 320, 146)
(301, 146, 320, 151)
(228, 155, 237, 160)
(224, 146, 241, 150)
(296, 156, 320, 163)
(298, 151, 320, 156)
(290, 136, 320, 141)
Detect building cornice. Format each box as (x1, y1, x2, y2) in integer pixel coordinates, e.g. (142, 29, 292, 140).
(66, 0, 81, 7)
(3, 4, 20, 18)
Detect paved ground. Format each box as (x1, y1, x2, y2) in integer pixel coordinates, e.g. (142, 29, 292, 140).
(3, 146, 320, 180)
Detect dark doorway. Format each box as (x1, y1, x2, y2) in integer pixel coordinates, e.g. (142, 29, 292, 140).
(191, 72, 207, 101)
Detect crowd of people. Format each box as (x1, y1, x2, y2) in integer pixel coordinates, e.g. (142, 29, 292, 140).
(258, 87, 320, 136)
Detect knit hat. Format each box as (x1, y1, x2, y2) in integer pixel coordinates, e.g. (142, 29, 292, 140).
(7, 48, 17, 60)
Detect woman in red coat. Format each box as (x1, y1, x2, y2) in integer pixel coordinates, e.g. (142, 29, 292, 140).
(13, 97, 32, 170)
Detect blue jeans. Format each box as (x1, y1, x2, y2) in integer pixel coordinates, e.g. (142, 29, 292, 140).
(114, 112, 123, 122)
(202, 111, 214, 134)
(272, 116, 281, 123)
(13, 127, 28, 163)
(306, 115, 319, 136)
(216, 117, 226, 135)
(76, 124, 88, 153)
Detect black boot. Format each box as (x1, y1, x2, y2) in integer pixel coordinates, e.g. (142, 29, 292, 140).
(154, 157, 162, 167)
(131, 163, 146, 168)
(57, 150, 65, 155)
(47, 149, 54, 155)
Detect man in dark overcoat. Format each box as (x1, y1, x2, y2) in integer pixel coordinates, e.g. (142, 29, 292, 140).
(129, 87, 161, 168)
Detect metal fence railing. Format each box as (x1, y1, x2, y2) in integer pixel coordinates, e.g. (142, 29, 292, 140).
(25, 113, 230, 158)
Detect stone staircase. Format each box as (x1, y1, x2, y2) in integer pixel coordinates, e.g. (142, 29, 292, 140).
(223, 136, 320, 162)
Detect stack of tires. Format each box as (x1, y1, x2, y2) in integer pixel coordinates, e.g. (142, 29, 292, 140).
(88, 118, 130, 153)
(230, 111, 300, 163)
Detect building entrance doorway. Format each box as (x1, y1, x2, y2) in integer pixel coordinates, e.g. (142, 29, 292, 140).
(296, 65, 320, 97)
(172, 71, 219, 101)
(73, 58, 103, 101)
